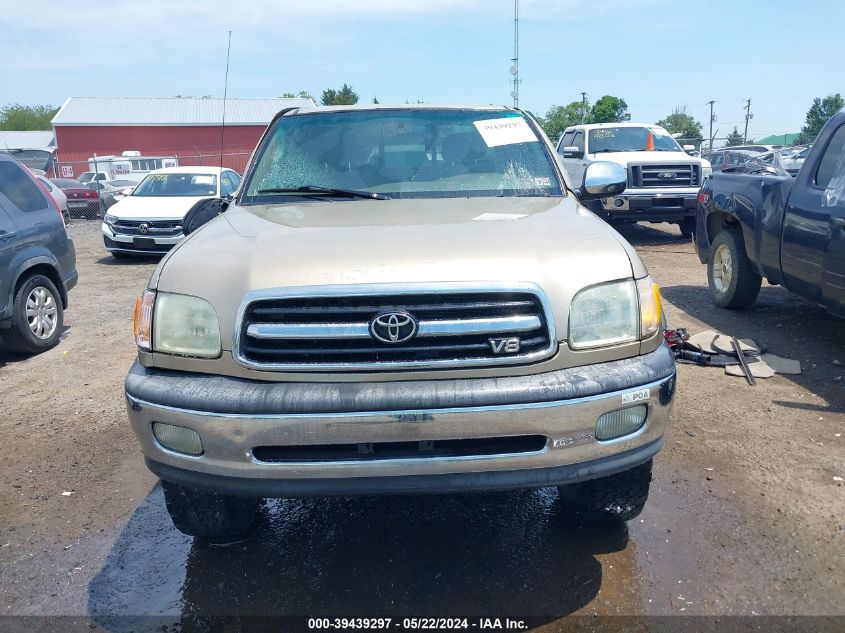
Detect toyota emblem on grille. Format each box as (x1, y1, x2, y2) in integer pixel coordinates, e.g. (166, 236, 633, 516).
(138, 223, 150, 234)
(657, 171, 677, 180)
(370, 311, 418, 344)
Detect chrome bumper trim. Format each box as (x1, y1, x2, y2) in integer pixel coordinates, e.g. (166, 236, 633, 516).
(246, 315, 542, 340)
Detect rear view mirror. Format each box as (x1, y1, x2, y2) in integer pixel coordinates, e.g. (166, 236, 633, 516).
(579, 161, 627, 200)
(560, 145, 584, 159)
(183, 198, 225, 236)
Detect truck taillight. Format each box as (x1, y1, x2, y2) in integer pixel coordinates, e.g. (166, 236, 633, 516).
(697, 192, 709, 204)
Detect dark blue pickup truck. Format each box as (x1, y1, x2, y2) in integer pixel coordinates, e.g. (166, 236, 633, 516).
(695, 112, 845, 316)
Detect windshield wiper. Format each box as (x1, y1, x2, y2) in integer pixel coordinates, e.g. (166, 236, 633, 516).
(256, 186, 390, 200)
(591, 149, 633, 153)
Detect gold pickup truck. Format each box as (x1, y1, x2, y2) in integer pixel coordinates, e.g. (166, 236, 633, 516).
(125, 105, 675, 540)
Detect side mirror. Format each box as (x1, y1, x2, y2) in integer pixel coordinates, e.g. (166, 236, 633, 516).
(182, 198, 225, 236)
(560, 145, 584, 159)
(683, 144, 695, 151)
(578, 161, 627, 200)
(120, 188, 133, 196)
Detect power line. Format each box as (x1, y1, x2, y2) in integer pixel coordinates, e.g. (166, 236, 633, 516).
(219, 30, 232, 171)
(509, 0, 519, 108)
(743, 99, 753, 143)
(706, 100, 716, 152)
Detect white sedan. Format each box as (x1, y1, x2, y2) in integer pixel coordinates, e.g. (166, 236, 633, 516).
(34, 175, 68, 215)
(101, 166, 241, 258)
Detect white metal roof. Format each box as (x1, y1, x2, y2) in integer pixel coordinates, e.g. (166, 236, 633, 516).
(0, 131, 56, 149)
(52, 96, 315, 127)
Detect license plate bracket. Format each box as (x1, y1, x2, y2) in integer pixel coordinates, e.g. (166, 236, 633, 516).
(133, 238, 156, 250)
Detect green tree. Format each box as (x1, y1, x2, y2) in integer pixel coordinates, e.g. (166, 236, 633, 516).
(539, 101, 584, 141)
(656, 105, 703, 148)
(0, 103, 59, 130)
(725, 127, 744, 146)
(795, 93, 844, 145)
(321, 83, 359, 106)
(372, 96, 380, 104)
(281, 91, 315, 102)
(587, 95, 630, 124)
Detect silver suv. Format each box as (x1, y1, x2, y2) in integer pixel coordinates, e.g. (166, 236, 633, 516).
(125, 105, 676, 540)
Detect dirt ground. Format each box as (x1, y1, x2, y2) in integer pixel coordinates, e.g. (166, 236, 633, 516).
(0, 220, 843, 625)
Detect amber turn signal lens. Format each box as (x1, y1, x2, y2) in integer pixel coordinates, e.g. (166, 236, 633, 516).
(134, 289, 155, 350)
(637, 277, 662, 339)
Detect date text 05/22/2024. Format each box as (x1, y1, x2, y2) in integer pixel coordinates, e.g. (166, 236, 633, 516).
(307, 618, 529, 630)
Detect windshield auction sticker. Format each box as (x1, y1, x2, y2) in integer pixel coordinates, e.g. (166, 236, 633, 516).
(473, 117, 539, 147)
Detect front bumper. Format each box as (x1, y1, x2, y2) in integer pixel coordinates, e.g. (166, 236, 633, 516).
(101, 223, 183, 255)
(599, 188, 698, 221)
(125, 346, 676, 497)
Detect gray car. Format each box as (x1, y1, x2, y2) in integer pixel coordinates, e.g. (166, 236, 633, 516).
(0, 154, 78, 354)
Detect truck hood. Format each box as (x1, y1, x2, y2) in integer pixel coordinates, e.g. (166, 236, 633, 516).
(107, 195, 205, 220)
(589, 151, 705, 166)
(153, 196, 643, 347)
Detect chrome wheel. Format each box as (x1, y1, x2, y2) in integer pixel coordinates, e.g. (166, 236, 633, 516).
(25, 286, 59, 340)
(712, 244, 733, 293)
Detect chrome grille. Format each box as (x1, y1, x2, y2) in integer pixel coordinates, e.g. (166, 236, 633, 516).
(112, 219, 183, 237)
(629, 163, 701, 188)
(235, 285, 556, 371)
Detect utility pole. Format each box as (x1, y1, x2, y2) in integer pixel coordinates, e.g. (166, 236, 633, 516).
(707, 100, 716, 151)
(743, 99, 752, 143)
(581, 92, 588, 123)
(509, 0, 519, 108)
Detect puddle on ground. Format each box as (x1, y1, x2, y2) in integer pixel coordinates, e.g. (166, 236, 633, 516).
(86, 483, 657, 622)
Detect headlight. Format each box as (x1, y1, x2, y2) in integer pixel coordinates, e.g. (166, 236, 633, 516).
(702, 165, 713, 179)
(569, 280, 638, 349)
(104, 213, 117, 225)
(133, 290, 221, 358)
(569, 277, 662, 349)
(154, 292, 222, 357)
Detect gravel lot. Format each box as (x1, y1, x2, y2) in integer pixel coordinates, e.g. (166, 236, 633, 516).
(1, 220, 843, 623)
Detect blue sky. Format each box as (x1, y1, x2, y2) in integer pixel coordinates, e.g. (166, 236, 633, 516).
(1, 0, 842, 138)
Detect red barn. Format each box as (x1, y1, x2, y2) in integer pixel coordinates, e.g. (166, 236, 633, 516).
(51, 96, 313, 178)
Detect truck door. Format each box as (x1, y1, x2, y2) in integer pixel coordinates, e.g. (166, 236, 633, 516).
(780, 149, 834, 303)
(556, 130, 576, 181)
(819, 123, 845, 312)
(565, 131, 587, 187)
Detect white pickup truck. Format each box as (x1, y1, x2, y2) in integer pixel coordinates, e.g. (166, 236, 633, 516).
(556, 122, 712, 237)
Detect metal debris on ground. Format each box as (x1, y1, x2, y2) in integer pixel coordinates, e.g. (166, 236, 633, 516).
(664, 327, 800, 382)
(725, 362, 775, 379)
(760, 354, 802, 375)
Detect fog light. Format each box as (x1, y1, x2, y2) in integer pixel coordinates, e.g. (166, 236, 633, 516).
(614, 197, 625, 208)
(152, 422, 203, 456)
(596, 406, 647, 441)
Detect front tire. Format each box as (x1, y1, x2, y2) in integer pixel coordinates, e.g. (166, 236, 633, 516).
(679, 217, 695, 239)
(2, 274, 64, 354)
(558, 459, 652, 525)
(161, 480, 259, 541)
(707, 229, 762, 308)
